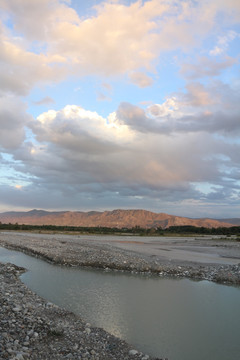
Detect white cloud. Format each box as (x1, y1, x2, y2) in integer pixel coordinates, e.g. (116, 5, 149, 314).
(148, 98, 179, 117)
(0, 0, 239, 93)
(0, 0, 79, 41)
(0, 32, 67, 96)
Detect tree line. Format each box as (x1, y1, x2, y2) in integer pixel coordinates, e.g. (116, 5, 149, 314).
(0, 222, 239, 236)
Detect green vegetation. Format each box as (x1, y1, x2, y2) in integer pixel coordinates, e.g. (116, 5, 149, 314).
(0, 222, 239, 237)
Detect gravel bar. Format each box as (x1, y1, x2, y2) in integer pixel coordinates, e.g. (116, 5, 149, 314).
(0, 232, 240, 285)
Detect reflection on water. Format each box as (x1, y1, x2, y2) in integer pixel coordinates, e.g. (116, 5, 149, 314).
(0, 246, 240, 360)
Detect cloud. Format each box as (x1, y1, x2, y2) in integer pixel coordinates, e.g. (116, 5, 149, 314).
(128, 72, 153, 87)
(0, 0, 79, 41)
(33, 96, 55, 106)
(0, 95, 237, 216)
(96, 82, 112, 101)
(21, 105, 210, 187)
(0, 96, 30, 149)
(0, 32, 67, 96)
(97, 92, 111, 102)
(148, 98, 178, 117)
(183, 83, 216, 107)
(10, 102, 237, 193)
(117, 80, 240, 135)
(30, 105, 134, 150)
(180, 56, 237, 79)
(210, 30, 239, 56)
(0, 0, 240, 216)
(0, 0, 239, 91)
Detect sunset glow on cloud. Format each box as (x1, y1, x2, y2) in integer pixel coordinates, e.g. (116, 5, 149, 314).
(0, 0, 239, 217)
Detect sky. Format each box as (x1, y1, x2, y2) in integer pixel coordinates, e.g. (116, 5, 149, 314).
(0, 0, 240, 218)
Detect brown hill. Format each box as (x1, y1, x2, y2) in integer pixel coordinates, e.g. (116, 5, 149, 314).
(0, 209, 236, 229)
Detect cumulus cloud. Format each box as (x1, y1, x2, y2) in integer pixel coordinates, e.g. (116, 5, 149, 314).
(30, 105, 134, 151)
(9, 102, 237, 197)
(117, 81, 240, 135)
(0, 94, 237, 216)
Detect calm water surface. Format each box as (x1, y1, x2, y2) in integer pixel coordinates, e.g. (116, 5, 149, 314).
(0, 246, 240, 360)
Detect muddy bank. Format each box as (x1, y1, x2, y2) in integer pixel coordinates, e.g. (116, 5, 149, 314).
(0, 232, 240, 285)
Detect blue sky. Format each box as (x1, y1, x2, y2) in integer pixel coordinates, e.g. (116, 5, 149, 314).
(0, 0, 239, 218)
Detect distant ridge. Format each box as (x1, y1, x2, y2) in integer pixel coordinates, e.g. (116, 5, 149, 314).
(216, 218, 240, 226)
(0, 209, 237, 229)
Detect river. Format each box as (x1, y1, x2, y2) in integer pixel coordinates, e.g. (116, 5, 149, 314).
(0, 246, 240, 360)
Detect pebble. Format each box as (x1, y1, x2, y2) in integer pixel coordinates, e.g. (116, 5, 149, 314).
(85, 327, 91, 335)
(129, 349, 138, 355)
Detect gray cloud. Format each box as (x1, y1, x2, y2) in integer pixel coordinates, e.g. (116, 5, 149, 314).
(117, 81, 240, 136)
(0, 179, 239, 218)
(0, 96, 30, 149)
(6, 103, 237, 212)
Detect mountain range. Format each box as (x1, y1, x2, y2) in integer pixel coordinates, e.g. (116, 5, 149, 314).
(0, 209, 239, 229)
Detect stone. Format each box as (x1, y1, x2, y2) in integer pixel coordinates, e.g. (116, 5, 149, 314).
(129, 349, 138, 355)
(13, 307, 21, 312)
(85, 327, 91, 335)
(16, 354, 24, 360)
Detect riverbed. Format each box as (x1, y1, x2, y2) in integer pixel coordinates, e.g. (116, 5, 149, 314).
(1, 232, 240, 285)
(1, 245, 240, 360)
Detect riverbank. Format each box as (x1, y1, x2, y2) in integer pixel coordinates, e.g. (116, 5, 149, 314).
(0, 262, 161, 360)
(0, 232, 240, 285)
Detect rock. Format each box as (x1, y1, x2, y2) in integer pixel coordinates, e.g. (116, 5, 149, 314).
(13, 307, 21, 312)
(15, 354, 24, 360)
(85, 327, 91, 335)
(129, 349, 138, 355)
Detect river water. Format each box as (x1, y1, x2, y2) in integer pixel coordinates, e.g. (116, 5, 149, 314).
(0, 246, 240, 360)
